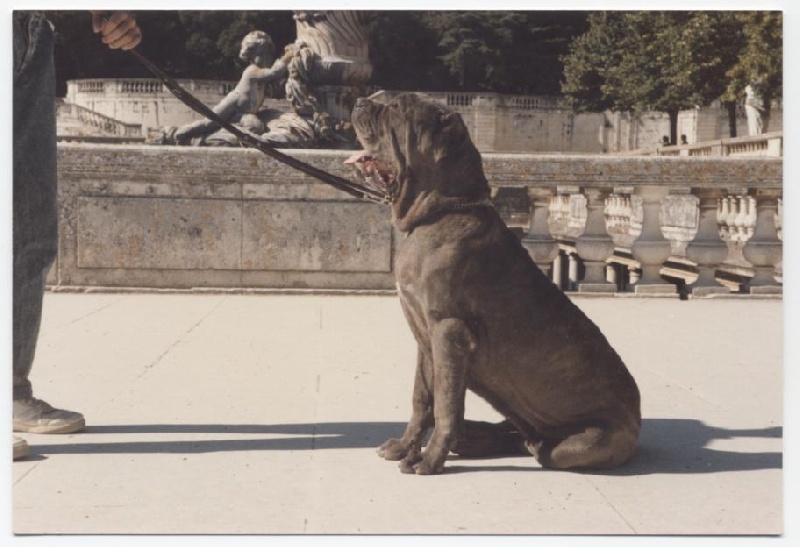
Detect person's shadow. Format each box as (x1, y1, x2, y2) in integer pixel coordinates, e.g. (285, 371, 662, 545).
(31, 418, 781, 475)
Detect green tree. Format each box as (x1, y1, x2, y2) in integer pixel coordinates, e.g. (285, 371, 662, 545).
(561, 11, 769, 143)
(560, 12, 623, 113)
(427, 11, 526, 91)
(419, 11, 587, 93)
(49, 10, 591, 98)
(366, 11, 587, 94)
(48, 10, 296, 95)
(365, 11, 447, 91)
(506, 12, 589, 95)
(724, 11, 782, 133)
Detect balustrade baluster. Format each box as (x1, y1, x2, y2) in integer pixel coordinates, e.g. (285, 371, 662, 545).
(742, 193, 783, 294)
(686, 191, 729, 296)
(575, 188, 616, 293)
(630, 186, 676, 295)
(521, 188, 560, 283)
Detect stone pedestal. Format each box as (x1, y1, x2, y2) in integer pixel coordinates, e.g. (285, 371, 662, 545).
(686, 193, 729, 296)
(742, 194, 783, 294)
(575, 189, 616, 293)
(521, 188, 559, 281)
(291, 11, 373, 141)
(631, 186, 676, 295)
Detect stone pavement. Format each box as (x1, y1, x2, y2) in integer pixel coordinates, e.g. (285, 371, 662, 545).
(9, 291, 786, 542)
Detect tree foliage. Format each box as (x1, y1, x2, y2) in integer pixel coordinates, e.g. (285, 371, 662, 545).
(48, 10, 296, 95)
(369, 11, 588, 94)
(561, 11, 782, 141)
(47, 10, 588, 98)
(724, 11, 783, 103)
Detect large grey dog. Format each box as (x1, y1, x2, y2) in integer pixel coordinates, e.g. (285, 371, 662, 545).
(347, 92, 641, 475)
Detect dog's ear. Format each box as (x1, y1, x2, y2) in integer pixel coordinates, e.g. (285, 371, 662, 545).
(434, 112, 467, 163)
(440, 111, 463, 128)
(390, 124, 410, 182)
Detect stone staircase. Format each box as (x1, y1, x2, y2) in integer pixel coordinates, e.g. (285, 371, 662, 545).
(56, 99, 144, 142)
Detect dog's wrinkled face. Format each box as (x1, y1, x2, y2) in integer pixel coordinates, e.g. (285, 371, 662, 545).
(347, 92, 483, 202)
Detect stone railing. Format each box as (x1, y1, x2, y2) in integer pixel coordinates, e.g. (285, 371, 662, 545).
(53, 144, 782, 296)
(385, 91, 567, 112)
(68, 78, 238, 98)
(118, 79, 165, 94)
(57, 102, 143, 138)
(651, 132, 783, 158)
(65, 78, 240, 133)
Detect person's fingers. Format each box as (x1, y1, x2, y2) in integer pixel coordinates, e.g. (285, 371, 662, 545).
(90, 11, 107, 33)
(100, 14, 141, 50)
(100, 15, 134, 44)
(109, 26, 143, 50)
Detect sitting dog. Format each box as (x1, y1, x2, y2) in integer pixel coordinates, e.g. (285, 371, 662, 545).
(347, 92, 641, 475)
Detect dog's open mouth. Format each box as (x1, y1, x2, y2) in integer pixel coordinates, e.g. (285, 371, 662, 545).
(345, 150, 398, 200)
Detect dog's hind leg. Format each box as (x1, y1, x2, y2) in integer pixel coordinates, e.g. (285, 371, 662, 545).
(526, 424, 638, 470)
(451, 419, 529, 457)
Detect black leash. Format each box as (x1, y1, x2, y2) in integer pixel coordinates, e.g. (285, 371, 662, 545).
(127, 49, 390, 205)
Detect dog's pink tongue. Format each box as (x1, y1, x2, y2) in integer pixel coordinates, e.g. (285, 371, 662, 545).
(344, 150, 369, 165)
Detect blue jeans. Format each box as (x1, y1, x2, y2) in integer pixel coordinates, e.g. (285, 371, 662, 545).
(12, 12, 58, 400)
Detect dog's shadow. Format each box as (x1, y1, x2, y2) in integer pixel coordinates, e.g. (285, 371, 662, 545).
(602, 418, 782, 476)
(451, 418, 782, 476)
(32, 418, 780, 475)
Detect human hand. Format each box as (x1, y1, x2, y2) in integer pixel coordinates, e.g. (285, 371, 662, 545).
(280, 44, 296, 65)
(91, 11, 142, 50)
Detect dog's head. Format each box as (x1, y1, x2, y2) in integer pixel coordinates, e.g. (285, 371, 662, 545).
(347, 92, 490, 231)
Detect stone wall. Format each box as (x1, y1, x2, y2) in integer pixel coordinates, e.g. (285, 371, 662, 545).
(55, 144, 396, 291)
(54, 143, 783, 295)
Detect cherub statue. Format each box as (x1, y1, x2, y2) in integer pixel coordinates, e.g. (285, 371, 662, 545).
(151, 21, 367, 149)
(152, 30, 293, 146)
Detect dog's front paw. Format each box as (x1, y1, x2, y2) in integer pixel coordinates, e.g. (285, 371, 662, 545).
(398, 452, 445, 475)
(414, 453, 446, 475)
(398, 453, 422, 474)
(377, 438, 414, 461)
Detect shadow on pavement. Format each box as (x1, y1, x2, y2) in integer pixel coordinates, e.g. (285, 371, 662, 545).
(30, 418, 781, 475)
(600, 418, 783, 476)
(31, 422, 406, 454)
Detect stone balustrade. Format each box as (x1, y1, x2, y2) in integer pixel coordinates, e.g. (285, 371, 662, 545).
(416, 91, 566, 111)
(52, 144, 782, 297)
(69, 78, 237, 98)
(65, 78, 240, 132)
(653, 132, 783, 158)
(56, 101, 143, 139)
